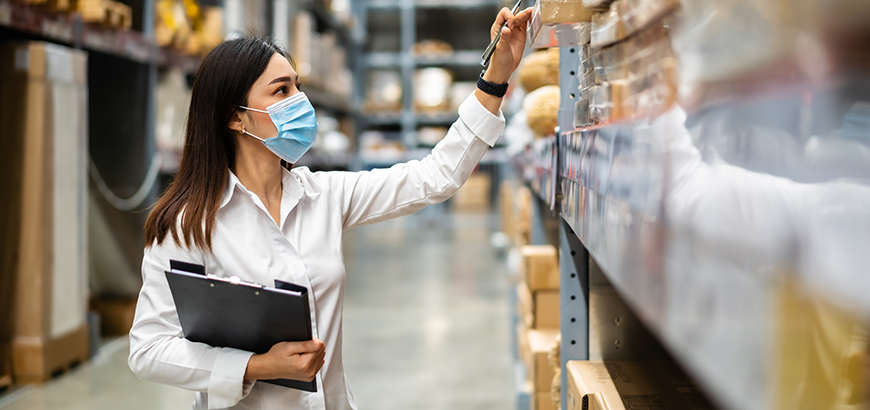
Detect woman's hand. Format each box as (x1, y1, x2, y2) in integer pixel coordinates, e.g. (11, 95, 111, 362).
(244, 339, 326, 382)
(484, 6, 533, 84)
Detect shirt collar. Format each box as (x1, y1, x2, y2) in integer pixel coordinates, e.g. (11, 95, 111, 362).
(219, 167, 307, 210)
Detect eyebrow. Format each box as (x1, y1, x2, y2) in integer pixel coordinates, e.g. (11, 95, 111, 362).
(269, 76, 297, 85)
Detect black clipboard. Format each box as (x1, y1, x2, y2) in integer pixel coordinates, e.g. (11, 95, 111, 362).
(164, 260, 317, 392)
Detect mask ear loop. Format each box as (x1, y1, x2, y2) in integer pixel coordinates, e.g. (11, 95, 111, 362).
(240, 127, 265, 142)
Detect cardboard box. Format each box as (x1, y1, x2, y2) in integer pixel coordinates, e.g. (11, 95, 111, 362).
(521, 245, 560, 291)
(514, 186, 533, 246)
(91, 297, 137, 336)
(526, 329, 560, 393)
(541, 0, 598, 24)
(518, 283, 561, 329)
(566, 361, 714, 410)
(0, 42, 90, 384)
(533, 392, 558, 410)
(453, 172, 491, 212)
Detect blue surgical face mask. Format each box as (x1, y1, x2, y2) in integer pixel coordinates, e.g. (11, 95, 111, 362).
(238, 92, 318, 164)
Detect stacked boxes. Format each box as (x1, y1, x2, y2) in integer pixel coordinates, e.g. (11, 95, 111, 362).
(518, 245, 561, 329)
(579, 0, 678, 127)
(452, 172, 491, 212)
(293, 12, 353, 100)
(0, 42, 90, 384)
(517, 244, 561, 410)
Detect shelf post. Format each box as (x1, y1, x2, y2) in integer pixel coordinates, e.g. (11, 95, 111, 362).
(400, 0, 416, 147)
(557, 25, 581, 133)
(559, 220, 589, 410)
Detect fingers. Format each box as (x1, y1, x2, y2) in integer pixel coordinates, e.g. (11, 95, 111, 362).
(511, 7, 533, 30)
(280, 338, 325, 355)
(491, 7, 515, 39)
(301, 345, 326, 381)
(494, 7, 510, 28)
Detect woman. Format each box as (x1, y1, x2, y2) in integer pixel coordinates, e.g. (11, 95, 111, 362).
(129, 7, 532, 410)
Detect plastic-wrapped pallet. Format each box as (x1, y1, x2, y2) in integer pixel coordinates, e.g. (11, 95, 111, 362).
(0, 42, 90, 384)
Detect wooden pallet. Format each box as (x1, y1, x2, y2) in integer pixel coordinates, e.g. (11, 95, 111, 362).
(12, 324, 89, 385)
(0, 342, 12, 390)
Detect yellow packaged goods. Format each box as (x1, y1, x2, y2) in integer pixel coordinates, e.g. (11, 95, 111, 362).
(518, 48, 560, 93)
(521, 245, 560, 291)
(0, 42, 90, 384)
(565, 361, 714, 410)
(198, 6, 224, 54)
(540, 0, 597, 24)
(78, 0, 112, 25)
(526, 329, 560, 392)
(114, 2, 132, 30)
(525, 85, 560, 137)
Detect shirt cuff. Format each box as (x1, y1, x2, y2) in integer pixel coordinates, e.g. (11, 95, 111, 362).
(458, 92, 506, 147)
(207, 348, 255, 409)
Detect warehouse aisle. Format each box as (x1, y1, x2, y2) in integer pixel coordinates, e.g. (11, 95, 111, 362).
(0, 204, 513, 410)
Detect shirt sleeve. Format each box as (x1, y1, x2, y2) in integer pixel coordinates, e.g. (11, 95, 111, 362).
(320, 92, 506, 230)
(128, 239, 255, 409)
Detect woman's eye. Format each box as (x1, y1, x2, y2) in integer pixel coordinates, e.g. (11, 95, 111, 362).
(296, 83, 303, 92)
(276, 86, 288, 95)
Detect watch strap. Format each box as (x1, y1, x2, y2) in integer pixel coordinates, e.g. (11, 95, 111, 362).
(477, 72, 508, 98)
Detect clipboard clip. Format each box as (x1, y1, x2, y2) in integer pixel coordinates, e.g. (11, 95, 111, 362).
(206, 274, 265, 288)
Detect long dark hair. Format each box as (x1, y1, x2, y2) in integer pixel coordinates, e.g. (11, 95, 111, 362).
(145, 36, 289, 250)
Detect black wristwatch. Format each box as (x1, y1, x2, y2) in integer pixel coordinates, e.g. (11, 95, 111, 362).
(477, 71, 509, 98)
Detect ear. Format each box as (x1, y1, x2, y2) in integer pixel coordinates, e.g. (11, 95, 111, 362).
(228, 108, 244, 134)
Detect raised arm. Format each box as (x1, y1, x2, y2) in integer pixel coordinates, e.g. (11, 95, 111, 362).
(319, 7, 532, 230)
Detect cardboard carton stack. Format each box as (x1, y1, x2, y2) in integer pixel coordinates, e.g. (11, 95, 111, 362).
(0, 42, 90, 385)
(452, 172, 491, 212)
(517, 244, 561, 410)
(292, 12, 353, 100)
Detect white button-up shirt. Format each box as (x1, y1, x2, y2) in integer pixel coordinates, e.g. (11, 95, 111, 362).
(128, 94, 505, 410)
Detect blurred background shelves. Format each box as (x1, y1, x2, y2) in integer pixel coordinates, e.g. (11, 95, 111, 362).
(366, 0, 505, 10)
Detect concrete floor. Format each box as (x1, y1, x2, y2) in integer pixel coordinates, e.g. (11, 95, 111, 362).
(0, 204, 515, 410)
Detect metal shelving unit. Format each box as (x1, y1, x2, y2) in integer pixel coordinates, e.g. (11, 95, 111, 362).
(516, 16, 870, 410)
(355, 0, 503, 149)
